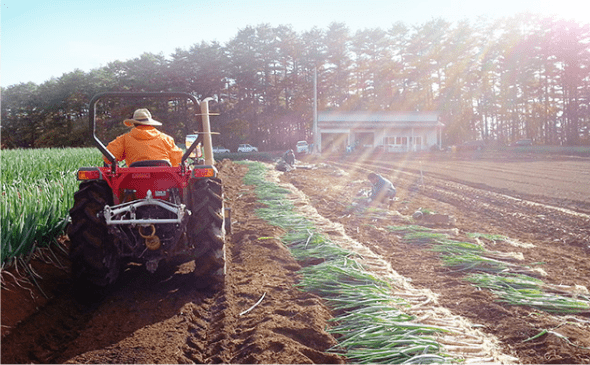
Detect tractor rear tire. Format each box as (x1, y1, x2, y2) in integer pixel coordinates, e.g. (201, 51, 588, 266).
(189, 177, 226, 288)
(68, 181, 121, 291)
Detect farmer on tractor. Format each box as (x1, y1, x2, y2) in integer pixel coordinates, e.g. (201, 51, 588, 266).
(103, 108, 183, 167)
(70, 93, 227, 295)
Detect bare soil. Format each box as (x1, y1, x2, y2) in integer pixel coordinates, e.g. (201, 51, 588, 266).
(2, 151, 590, 364)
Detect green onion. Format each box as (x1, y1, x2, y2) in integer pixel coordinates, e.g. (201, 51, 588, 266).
(467, 273, 590, 313)
(240, 162, 452, 364)
(1, 147, 103, 267)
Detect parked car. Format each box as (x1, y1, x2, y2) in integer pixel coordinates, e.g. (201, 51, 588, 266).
(296, 141, 309, 154)
(455, 140, 486, 151)
(212, 146, 231, 153)
(237, 144, 258, 153)
(512, 139, 533, 147)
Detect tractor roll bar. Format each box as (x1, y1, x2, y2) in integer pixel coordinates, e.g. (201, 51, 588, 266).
(88, 92, 207, 172)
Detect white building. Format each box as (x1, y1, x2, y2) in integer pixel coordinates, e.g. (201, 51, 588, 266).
(317, 111, 443, 153)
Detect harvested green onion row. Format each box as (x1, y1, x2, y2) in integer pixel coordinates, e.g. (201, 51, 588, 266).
(242, 162, 452, 364)
(466, 273, 590, 314)
(386, 225, 590, 314)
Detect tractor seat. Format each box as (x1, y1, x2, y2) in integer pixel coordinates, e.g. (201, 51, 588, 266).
(129, 160, 172, 167)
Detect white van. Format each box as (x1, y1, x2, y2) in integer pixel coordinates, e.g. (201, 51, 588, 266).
(237, 144, 258, 153)
(296, 141, 309, 154)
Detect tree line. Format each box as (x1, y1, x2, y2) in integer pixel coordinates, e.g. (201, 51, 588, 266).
(2, 14, 589, 151)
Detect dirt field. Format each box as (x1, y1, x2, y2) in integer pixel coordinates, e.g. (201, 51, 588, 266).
(2, 151, 590, 364)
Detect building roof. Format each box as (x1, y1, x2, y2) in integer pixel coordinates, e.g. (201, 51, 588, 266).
(318, 111, 443, 129)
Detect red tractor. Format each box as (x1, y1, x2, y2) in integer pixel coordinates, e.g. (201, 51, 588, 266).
(68, 92, 227, 291)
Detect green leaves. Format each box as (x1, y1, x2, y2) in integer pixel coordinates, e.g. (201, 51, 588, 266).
(466, 273, 590, 314)
(242, 161, 451, 364)
(387, 223, 590, 314)
(1, 148, 102, 266)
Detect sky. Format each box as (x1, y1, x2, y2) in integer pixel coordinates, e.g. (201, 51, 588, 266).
(1, 0, 589, 87)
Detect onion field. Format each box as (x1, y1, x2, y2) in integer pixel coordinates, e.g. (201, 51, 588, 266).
(2, 151, 590, 364)
(0, 148, 102, 267)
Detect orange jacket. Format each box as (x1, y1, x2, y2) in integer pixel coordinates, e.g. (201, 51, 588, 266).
(104, 125, 183, 167)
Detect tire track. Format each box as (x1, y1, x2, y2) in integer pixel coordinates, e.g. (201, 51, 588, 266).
(2, 161, 345, 364)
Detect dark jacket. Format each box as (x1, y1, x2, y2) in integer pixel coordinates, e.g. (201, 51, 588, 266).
(370, 174, 396, 200)
(284, 150, 295, 166)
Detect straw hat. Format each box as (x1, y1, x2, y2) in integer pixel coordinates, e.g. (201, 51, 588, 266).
(123, 108, 162, 127)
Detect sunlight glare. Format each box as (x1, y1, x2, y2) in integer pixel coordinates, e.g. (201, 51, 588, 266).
(534, 0, 589, 23)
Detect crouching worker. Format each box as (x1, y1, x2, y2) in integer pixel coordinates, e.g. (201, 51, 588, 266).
(367, 172, 396, 207)
(284, 149, 295, 167)
(276, 149, 296, 172)
(103, 108, 183, 167)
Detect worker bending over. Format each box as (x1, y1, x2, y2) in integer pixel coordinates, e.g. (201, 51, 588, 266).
(367, 172, 396, 206)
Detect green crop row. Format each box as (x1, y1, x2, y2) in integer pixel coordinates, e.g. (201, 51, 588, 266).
(1, 147, 101, 185)
(241, 161, 451, 364)
(386, 225, 590, 314)
(1, 148, 103, 267)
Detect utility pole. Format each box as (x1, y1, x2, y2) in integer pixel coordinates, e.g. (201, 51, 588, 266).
(313, 66, 319, 153)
